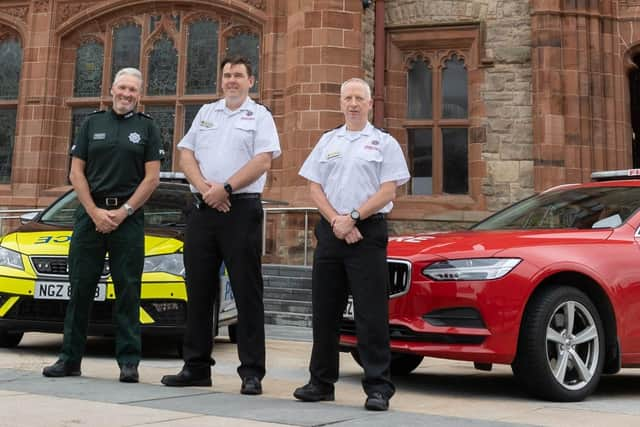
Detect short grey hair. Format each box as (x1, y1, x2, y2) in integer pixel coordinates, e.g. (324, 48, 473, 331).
(112, 67, 143, 88)
(340, 78, 371, 100)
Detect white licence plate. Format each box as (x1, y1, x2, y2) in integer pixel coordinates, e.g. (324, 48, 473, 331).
(34, 282, 106, 302)
(343, 297, 354, 320)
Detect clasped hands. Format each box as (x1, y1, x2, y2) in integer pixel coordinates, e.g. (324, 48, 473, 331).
(331, 215, 363, 244)
(200, 181, 231, 212)
(91, 207, 127, 234)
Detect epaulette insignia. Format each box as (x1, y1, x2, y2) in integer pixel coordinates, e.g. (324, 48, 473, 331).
(88, 110, 105, 115)
(374, 126, 389, 134)
(138, 112, 153, 119)
(255, 101, 272, 114)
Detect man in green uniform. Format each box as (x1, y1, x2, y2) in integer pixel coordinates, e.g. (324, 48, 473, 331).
(42, 67, 162, 383)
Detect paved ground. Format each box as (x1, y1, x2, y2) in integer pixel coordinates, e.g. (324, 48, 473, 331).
(1, 326, 640, 426)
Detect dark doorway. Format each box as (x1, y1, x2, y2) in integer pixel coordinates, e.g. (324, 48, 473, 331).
(630, 55, 640, 168)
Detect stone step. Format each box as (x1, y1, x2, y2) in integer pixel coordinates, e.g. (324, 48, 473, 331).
(264, 311, 312, 328)
(263, 275, 312, 290)
(263, 287, 311, 301)
(264, 299, 312, 315)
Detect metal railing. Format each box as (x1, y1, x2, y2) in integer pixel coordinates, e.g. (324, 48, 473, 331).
(263, 206, 318, 266)
(0, 209, 43, 235)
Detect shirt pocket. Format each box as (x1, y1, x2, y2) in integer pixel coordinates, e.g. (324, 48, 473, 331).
(355, 147, 383, 164)
(231, 119, 256, 154)
(195, 126, 218, 150)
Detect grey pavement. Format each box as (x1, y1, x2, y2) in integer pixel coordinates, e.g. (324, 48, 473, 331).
(1, 326, 639, 426)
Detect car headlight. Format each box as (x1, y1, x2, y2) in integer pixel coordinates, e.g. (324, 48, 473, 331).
(0, 246, 24, 270)
(143, 254, 184, 277)
(422, 258, 521, 281)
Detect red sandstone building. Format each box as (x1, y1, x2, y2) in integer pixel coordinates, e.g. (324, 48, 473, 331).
(1, 1, 640, 255)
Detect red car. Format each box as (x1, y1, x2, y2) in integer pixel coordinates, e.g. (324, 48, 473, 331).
(340, 169, 640, 402)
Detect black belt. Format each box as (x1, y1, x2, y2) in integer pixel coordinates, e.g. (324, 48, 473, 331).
(92, 194, 131, 209)
(193, 193, 260, 209)
(323, 213, 386, 225)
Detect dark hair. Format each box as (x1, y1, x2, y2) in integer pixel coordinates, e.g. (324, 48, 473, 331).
(220, 55, 253, 77)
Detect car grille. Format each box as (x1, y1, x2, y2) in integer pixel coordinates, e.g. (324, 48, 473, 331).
(387, 259, 411, 297)
(140, 300, 187, 325)
(4, 298, 114, 323)
(340, 319, 485, 345)
(30, 256, 110, 278)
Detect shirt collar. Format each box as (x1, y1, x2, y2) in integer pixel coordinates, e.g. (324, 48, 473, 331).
(336, 122, 373, 138)
(219, 97, 256, 114)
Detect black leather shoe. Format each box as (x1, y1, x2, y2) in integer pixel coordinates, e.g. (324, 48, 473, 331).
(161, 368, 212, 387)
(119, 364, 139, 383)
(241, 376, 262, 395)
(365, 392, 389, 411)
(42, 359, 81, 377)
(293, 382, 335, 402)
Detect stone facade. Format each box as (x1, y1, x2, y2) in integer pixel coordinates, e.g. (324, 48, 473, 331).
(1, 1, 640, 263)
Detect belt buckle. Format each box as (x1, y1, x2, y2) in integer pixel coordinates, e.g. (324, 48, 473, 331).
(105, 197, 118, 207)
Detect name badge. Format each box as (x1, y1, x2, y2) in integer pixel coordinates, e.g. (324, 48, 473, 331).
(93, 133, 106, 140)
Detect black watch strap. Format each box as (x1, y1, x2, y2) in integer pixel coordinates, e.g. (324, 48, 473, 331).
(223, 182, 233, 195)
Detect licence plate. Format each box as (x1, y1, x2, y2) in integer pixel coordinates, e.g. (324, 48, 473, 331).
(343, 297, 354, 320)
(34, 282, 106, 301)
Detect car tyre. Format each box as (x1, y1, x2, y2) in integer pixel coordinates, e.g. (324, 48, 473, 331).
(512, 286, 604, 402)
(351, 349, 424, 376)
(0, 330, 23, 348)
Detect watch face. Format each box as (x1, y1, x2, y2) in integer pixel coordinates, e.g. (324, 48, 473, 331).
(350, 210, 360, 220)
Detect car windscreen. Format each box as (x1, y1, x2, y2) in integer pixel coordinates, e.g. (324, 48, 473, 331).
(39, 184, 192, 228)
(472, 186, 640, 230)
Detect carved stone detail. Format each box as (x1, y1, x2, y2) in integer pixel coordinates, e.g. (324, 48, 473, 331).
(242, 0, 265, 10)
(33, 0, 49, 13)
(56, 2, 96, 26)
(3, 7, 29, 21)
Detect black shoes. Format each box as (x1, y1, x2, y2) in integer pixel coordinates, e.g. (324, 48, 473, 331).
(161, 367, 212, 387)
(365, 392, 389, 411)
(241, 376, 262, 395)
(293, 382, 335, 402)
(119, 364, 139, 383)
(42, 359, 81, 377)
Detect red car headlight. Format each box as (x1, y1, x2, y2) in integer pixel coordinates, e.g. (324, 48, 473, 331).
(422, 258, 521, 281)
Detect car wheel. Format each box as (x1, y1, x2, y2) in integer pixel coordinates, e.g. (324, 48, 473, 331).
(512, 286, 604, 402)
(228, 324, 238, 343)
(0, 330, 23, 348)
(350, 349, 424, 375)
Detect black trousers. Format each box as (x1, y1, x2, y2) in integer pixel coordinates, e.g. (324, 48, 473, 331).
(182, 197, 265, 380)
(309, 217, 395, 398)
(61, 206, 144, 366)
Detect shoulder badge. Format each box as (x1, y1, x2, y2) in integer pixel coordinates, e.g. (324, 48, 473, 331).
(255, 101, 273, 114)
(138, 111, 153, 119)
(374, 126, 389, 134)
(88, 110, 105, 116)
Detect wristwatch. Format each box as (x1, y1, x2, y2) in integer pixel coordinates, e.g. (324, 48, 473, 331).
(123, 203, 134, 216)
(223, 182, 233, 195)
(350, 209, 360, 221)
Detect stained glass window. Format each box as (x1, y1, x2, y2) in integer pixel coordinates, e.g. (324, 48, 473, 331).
(147, 35, 177, 96)
(442, 55, 468, 119)
(184, 104, 203, 135)
(74, 42, 104, 97)
(227, 33, 259, 91)
(150, 15, 161, 33)
(0, 39, 22, 100)
(186, 20, 218, 94)
(144, 105, 175, 171)
(0, 109, 16, 183)
(407, 58, 432, 119)
(111, 24, 141, 84)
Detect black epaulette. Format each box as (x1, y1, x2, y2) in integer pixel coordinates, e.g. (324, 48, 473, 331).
(374, 126, 389, 134)
(138, 111, 153, 119)
(323, 124, 342, 134)
(88, 110, 105, 116)
(255, 101, 272, 114)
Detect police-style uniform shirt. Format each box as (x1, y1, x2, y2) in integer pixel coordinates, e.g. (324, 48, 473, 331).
(177, 97, 281, 194)
(71, 109, 163, 197)
(299, 122, 410, 214)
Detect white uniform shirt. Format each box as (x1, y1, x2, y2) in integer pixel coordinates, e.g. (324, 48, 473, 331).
(177, 97, 281, 193)
(299, 122, 410, 214)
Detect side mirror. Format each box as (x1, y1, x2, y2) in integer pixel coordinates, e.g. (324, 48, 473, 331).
(20, 211, 39, 224)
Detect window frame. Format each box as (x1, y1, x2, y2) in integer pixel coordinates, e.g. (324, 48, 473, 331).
(64, 10, 262, 171)
(0, 32, 22, 186)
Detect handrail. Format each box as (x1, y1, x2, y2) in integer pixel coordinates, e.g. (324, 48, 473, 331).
(263, 206, 318, 266)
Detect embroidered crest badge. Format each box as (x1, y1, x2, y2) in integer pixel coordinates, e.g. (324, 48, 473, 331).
(129, 132, 141, 144)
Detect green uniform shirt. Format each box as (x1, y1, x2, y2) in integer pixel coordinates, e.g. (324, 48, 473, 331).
(71, 109, 162, 197)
